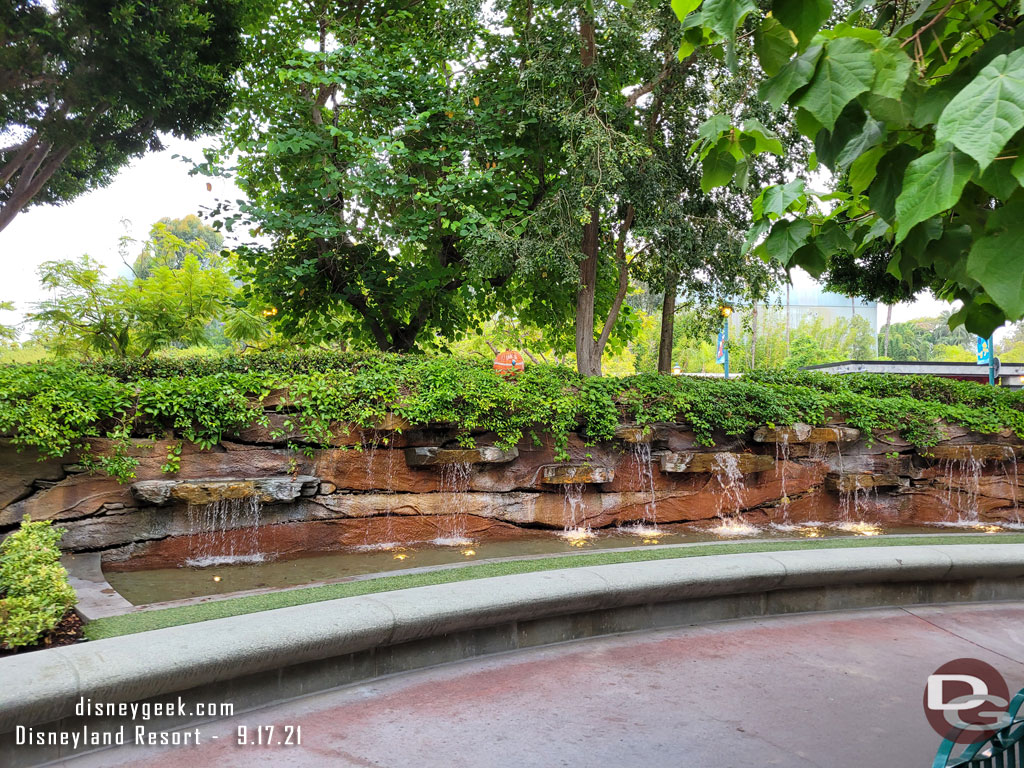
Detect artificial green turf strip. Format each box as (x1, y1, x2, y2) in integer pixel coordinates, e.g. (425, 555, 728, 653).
(83, 534, 1024, 640)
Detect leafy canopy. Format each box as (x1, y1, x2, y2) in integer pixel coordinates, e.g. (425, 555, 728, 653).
(680, 0, 1024, 338)
(0, 0, 262, 234)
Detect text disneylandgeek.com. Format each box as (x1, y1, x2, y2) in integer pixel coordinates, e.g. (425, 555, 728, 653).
(14, 697, 302, 748)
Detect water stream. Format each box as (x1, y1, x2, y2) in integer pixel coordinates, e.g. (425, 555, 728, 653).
(560, 483, 593, 544)
(435, 461, 474, 546)
(775, 433, 791, 522)
(941, 447, 984, 523)
(710, 453, 758, 536)
(360, 435, 399, 547)
(184, 495, 265, 567)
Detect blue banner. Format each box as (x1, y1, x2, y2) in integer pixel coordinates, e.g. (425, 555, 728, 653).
(977, 336, 992, 365)
(716, 330, 726, 365)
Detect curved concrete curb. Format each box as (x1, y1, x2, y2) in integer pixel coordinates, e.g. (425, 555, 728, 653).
(3, 544, 1024, 766)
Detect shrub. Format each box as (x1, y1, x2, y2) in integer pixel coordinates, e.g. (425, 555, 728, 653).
(0, 516, 77, 649)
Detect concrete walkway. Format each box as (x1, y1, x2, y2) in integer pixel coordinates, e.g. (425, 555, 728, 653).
(58, 601, 1024, 768)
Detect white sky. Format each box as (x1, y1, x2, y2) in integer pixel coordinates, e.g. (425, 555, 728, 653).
(0, 135, 1003, 342)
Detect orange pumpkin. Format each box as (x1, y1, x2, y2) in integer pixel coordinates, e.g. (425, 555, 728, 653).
(493, 349, 525, 376)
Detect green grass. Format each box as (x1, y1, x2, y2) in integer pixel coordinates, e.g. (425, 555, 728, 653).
(82, 534, 1024, 641)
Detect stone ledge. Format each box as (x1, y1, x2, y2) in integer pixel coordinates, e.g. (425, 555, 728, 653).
(404, 446, 519, 467)
(660, 452, 774, 474)
(130, 476, 320, 506)
(2, 542, 1024, 750)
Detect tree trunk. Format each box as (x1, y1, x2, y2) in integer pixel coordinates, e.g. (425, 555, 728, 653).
(658, 270, 678, 374)
(574, 6, 602, 377)
(884, 303, 893, 357)
(575, 207, 602, 376)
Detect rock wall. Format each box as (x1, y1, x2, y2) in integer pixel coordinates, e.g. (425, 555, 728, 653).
(2, 416, 1023, 569)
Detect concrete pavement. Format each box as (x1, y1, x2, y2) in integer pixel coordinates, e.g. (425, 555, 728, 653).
(57, 601, 1024, 768)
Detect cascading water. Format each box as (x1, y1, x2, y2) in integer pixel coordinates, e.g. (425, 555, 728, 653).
(560, 483, 593, 545)
(435, 461, 473, 546)
(1004, 449, 1021, 523)
(838, 475, 870, 521)
(776, 432, 791, 522)
(711, 453, 757, 536)
(358, 435, 399, 549)
(620, 441, 659, 536)
(185, 494, 264, 567)
(941, 447, 984, 523)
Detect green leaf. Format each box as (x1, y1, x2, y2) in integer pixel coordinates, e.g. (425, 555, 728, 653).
(762, 218, 812, 265)
(814, 220, 855, 254)
(848, 144, 884, 194)
(759, 45, 823, 109)
(754, 179, 806, 219)
(894, 144, 976, 242)
(960, 300, 1006, 339)
(772, 0, 830, 48)
(698, 114, 731, 141)
(976, 159, 1020, 200)
(791, 241, 827, 277)
(701, 148, 736, 192)
(936, 49, 1024, 171)
(868, 144, 917, 222)
(1012, 154, 1024, 187)
(741, 118, 784, 154)
(754, 16, 796, 76)
(814, 103, 865, 171)
(795, 37, 875, 130)
(742, 218, 771, 253)
(967, 201, 1024, 318)
(701, 0, 757, 39)
(870, 38, 913, 101)
(678, 39, 696, 61)
(671, 0, 702, 22)
(835, 118, 886, 168)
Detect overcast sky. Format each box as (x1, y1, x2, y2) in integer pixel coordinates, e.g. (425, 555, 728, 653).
(0, 135, 983, 342)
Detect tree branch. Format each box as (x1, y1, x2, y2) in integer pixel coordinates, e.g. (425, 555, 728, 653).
(595, 205, 635, 353)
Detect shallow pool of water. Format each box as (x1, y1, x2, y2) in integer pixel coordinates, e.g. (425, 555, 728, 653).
(102, 521, 1023, 606)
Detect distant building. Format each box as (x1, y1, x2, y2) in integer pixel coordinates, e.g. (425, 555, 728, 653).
(766, 283, 878, 336)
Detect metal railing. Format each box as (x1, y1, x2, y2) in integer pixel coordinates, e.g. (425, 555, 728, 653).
(933, 690, 1024, 767)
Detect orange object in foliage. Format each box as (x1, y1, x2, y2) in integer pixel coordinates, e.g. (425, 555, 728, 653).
(493, 349, 525, 376)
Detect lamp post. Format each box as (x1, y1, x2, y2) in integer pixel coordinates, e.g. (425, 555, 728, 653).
(720, 305, 732, 380)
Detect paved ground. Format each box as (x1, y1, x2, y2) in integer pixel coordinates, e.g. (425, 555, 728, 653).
(61, 602, 1024, 768)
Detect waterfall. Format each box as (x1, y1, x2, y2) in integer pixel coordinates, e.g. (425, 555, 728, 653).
(560, 483, 593, 545)
(941, 447, 984, 523)
(711, 453, 758, 536)
(1006, 450, 1021, 523)
(838, 475, 870, 521)
(360, 436, 399, 548)
(776, 432, 791, 521)
(621, 441, 658, 534)
(185, 494, 265, 567)
(435, 461, 473, 546)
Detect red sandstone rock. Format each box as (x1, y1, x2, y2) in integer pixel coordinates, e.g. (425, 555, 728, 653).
(0, 440, 67, 511)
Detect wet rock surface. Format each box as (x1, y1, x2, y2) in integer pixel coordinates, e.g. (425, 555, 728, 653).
(3, 420, 1024, 557)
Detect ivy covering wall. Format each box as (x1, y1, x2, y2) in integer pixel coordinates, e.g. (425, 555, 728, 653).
(1, 352, 1022, 482)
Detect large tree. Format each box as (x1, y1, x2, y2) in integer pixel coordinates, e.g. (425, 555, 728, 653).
(0, 0, 256, 234)
(132, 215, 225, 279)
(212, 0, 535, 352)
(474, 0, 790, 375)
